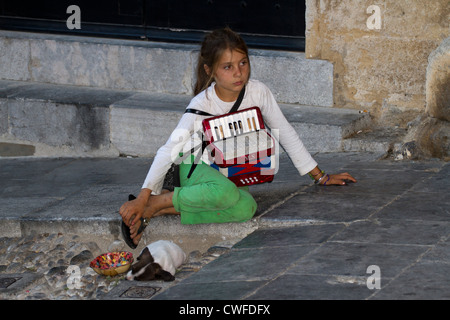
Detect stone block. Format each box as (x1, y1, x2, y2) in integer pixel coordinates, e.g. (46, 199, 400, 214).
(426, 37, 450, 121)
(110, 92, 191, 157)
(8, 100, 110, 152)
(0, 99, 7, 135)
(0, 31, 334, 107)
(279, 103, 370, 152)
(344, 37, 434, 107)
(0, 37, 30, 81)
(0, 218, 21, 238)
(110, 106, 177, 157)
(305, 0, 448, 116)
(391, 37, 450, 160)
(250, 49, 333, 106)
(413, 116, 450, 159)
(28, 36, 196, 95)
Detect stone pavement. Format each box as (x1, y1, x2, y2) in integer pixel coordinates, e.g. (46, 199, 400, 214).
(0, 151, 448, 300)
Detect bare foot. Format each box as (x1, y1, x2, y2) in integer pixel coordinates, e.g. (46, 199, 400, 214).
(127, 191, 180, 247)
(129, 219, 143, 246)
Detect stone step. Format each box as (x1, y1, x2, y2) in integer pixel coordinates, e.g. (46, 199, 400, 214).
(342, 127, 407, 155)
(0, 30, 333, 106)
(0, 80, 373, 157)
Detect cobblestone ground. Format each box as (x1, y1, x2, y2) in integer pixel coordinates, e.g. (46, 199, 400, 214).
(0, 233, 230, 300)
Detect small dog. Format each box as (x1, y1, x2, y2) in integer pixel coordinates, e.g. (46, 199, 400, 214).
(126, 240, 186, 281)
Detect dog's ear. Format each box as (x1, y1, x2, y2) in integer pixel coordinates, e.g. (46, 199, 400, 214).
(132, 247, 154, 274)
(153, 264, 175, 282)
(158, 270, 175, 282)
(137, 247, 154, 263)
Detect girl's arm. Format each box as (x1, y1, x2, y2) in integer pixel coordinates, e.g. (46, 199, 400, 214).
(142, 111, 198, 193)
(120, 102, 204, 226)
(256, 82, 357, 186)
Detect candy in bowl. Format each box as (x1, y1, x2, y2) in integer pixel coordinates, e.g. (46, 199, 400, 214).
(90, 251, 133, 276)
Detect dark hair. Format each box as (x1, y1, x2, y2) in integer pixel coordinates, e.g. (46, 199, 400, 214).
(194, 27, 250, 96)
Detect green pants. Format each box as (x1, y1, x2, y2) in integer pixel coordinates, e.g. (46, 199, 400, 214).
(172, 160, 257, 224)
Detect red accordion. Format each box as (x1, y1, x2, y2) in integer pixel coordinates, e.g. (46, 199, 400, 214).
(202, 107, 277, 187)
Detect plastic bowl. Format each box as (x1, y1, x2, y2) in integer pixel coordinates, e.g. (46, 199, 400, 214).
(89, 251, 134, 276)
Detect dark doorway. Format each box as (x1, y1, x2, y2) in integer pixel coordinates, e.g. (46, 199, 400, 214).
(0, 0, 305, 51)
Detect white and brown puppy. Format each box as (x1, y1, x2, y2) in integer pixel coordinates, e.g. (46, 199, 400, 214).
(126, 240, 186, 281)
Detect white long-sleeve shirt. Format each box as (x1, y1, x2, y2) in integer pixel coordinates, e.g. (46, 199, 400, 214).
(142, 79, 318, 194)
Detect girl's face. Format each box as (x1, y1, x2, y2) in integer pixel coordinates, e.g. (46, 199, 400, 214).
(205, 49, 250, 102)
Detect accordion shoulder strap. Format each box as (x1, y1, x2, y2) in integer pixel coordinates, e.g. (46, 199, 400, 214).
(184, 109, 213, 117)
(184, 85, 245, 117)
(228, 85, 245, 113)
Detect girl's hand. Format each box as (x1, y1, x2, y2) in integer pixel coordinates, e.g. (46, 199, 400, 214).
(119, 189, 151, 226)
(119, 198, 145, 227)
(323, 172, 357, 186)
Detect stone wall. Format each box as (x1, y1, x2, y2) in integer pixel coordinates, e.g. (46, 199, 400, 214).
(305, 0, 449, 127)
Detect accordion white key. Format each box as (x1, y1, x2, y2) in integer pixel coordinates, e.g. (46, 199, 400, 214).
(202, 107, 276, 187)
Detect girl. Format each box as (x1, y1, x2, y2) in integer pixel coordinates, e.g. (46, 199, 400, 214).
(119, 28, 356, 248)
